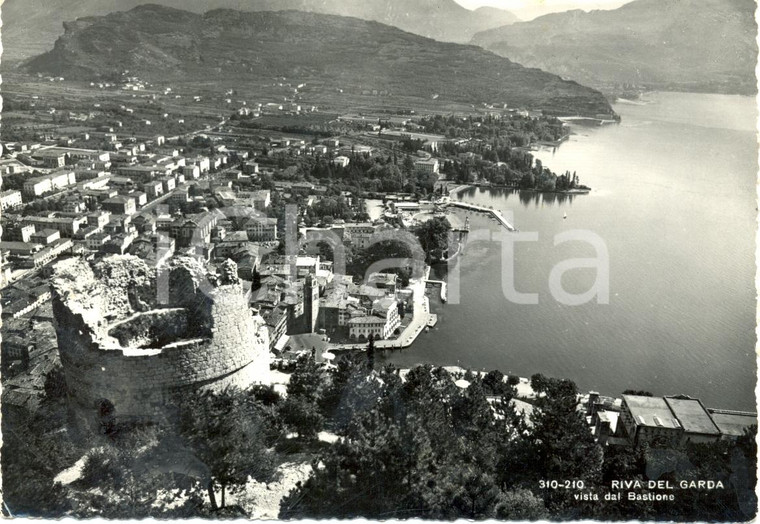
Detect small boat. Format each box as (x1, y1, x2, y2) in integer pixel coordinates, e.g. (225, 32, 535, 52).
(563, 212, 567, 219)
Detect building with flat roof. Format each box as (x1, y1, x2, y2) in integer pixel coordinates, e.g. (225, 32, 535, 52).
(620, 394, 741, 447)
(620, 394, 682, 446)
(708, 410, 757, 441)
(663, 396, 721, 444)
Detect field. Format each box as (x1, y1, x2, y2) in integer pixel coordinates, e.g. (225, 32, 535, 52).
(244, 113, 339, 128)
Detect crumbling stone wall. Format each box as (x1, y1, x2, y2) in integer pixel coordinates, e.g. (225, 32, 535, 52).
(107, 309, 189, 348)
(51, 255, 270, 430)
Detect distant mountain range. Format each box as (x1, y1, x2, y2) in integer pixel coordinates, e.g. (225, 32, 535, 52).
(1, 0, 519, 63)
(471, 0, 758, 95)
(24, 5, 614, 117)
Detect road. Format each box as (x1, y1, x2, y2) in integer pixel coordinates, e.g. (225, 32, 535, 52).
(166, 118, 227, 142)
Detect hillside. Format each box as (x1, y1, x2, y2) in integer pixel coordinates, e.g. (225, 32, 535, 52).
(471, 0, 758, 95)
(24, 5, 613, 117)
(1, 0, 518, 63)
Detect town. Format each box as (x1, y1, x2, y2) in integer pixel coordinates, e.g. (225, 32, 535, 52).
(2, 70, 755, 437)
(0, 70, 589, 408)
(1, 71, 755, 520)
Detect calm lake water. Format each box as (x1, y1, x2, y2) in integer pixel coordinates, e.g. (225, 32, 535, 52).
(383, 92, 758, 411)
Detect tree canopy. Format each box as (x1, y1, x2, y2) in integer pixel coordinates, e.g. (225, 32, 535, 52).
(414, 217, 452, 263)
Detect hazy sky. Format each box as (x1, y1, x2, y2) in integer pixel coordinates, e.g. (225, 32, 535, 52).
(454, 0, 631, 20)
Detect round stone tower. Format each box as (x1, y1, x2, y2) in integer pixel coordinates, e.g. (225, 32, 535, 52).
(50, 255, 270, 430)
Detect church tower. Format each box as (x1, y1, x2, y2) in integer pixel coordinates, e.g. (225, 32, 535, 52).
(304, 273, 320, 333)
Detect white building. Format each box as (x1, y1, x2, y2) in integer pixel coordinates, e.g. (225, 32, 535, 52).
(0, 190, 23, 210)
(332, 156, 350, 168)
(244, 217, 278, 241)
(23, 172, 76, 196)
(348, 298, 401, 341)
(415, 158, 440, 174)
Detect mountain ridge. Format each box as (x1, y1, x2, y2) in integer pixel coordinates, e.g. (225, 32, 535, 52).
(1, 0, 519, 63)
(471, 0, 757, 95)
(24, 5, 613, 117)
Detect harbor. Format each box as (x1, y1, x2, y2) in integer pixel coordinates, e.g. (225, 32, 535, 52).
(387, 92, 757, 413)
(446, 200, 517, 231)
(323, 196, 517, 357)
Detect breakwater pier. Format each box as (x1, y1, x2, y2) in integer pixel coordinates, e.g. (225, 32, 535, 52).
(447, 201, 516, 231)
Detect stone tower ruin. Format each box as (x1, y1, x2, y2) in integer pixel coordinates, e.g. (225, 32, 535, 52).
(50, 255, 270, 430)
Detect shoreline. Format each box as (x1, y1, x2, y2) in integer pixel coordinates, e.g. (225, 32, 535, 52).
(558, 115, 619, 126)
(420, 94, 756, 414)
(449, 183, 590, 197)
(535, 133, 571, 148)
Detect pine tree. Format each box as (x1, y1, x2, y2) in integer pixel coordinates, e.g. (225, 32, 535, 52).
(367, 334, 375, 370)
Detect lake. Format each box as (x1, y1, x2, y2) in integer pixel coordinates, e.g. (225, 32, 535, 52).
(382, 92, 758, 411)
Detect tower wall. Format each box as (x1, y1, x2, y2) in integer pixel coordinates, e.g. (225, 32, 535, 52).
(51, 256, 270, 430)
